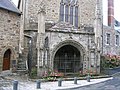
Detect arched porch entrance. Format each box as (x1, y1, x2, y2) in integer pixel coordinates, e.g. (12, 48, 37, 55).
(2, 49, 11, 71)
(54, 45, 81, 74)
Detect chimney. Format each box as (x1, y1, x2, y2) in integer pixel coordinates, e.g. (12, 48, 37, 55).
(108, 0, 114, 27)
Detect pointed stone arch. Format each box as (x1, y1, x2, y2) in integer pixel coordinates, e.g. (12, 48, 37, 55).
(51, 40, 86, 74)
(1, 46, 17, 71)
(2, 49, 11, 71)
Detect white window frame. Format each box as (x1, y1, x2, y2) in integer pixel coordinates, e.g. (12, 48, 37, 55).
(115, 35, 119, 46)
(106, 33, 110, 45)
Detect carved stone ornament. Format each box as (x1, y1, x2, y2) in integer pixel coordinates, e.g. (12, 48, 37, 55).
(50, 22, 74, 30)
(38, 0, 46, 14)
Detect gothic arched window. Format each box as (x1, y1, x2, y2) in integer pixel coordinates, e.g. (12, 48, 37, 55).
(60, 0, 79, 28)
(65, 5, 69, 22)
(70, 6, 73, 25)
(60, 3, 64, 21)
(75, 6, 78, 27)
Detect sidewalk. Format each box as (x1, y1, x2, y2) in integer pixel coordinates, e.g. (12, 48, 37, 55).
(37, 77, 112, 90)
(1, 77, 113, 90)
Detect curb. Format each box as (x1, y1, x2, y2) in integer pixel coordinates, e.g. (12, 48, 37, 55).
(28, 75, 112, 82)
(54, 77, 113, 90)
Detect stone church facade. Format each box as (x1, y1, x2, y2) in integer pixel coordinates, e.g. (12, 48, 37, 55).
(18, 0, 102, 76)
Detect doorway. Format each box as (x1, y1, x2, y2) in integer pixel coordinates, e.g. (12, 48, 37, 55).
(54, 45, 81, 74)
(3, 49, 11, 71)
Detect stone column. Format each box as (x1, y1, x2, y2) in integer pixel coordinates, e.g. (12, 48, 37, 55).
(94, 0, 102, 47)
(94, 0, 102, 74)
(37, 6, 46, 77)
(18, 0, 25, 54)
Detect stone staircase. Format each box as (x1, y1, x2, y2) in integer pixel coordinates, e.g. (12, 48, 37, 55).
(17, 58, 28, 74)
(17, 51, 28, 74)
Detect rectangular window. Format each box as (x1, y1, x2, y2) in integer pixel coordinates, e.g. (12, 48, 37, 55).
(116, 35, 119, 46)
(106, 33, 110, 45)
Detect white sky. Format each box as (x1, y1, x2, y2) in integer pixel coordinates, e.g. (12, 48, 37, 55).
(12, 0, 120, 24)
(114, 0, 120, 21)
(12, 0, 18, 6)
(103, 0, 120, 26)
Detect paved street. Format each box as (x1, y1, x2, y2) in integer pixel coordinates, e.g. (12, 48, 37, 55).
(0, 75, 112, 90)
(0, 71, 120, 90)
(73, 77, 120, 90)
(0, 75, 113, 90)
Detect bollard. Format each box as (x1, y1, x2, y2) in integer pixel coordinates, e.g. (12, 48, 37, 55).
(58, 78, 62, 87)
(74, 77, 77, 84)
(87, 74, 90, 82)
(36, 80, 41, 89)
(13, 80, 18, 90)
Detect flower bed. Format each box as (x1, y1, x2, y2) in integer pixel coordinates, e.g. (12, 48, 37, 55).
(101, 54, 120, 69)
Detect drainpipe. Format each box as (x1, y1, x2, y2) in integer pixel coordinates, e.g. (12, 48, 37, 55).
(24, 34, 33, 74)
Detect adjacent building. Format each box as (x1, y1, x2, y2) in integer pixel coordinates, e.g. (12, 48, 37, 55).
(102, 0, 120, 56)
(0, 0, 21, 72)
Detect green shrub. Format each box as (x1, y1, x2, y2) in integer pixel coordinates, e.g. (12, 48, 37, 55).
(30, 67, 37, 78)
(101, 55, 120, 70)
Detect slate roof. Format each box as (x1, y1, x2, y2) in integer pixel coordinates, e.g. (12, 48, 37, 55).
(116, 29, 120, 33)
(0, 0, 21, 14)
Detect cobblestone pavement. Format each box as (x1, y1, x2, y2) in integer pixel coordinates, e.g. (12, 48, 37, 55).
(0, 70, 114, 90)
(0, 75, 112, 90)
(0, 77, 12, 90)
(0, 71, 33, 90)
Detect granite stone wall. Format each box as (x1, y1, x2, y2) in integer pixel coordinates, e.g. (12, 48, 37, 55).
(0, 9, 20, 71)
(24, 0, 97, 30)
(20, 0, 102, 75)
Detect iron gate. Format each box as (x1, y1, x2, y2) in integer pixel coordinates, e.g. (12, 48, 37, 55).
(54, 45, 81, 74)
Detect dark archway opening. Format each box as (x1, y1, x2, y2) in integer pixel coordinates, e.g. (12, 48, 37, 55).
(3, 49, 11, 71)
(54, 45, 81, 74)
